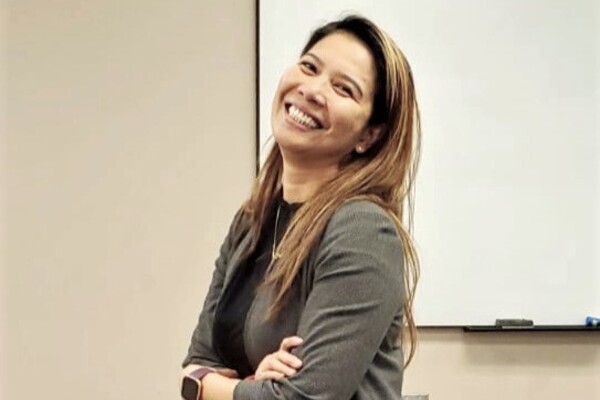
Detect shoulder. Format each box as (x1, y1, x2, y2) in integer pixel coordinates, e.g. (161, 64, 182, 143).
(313, 199, 404, 286)
(326, 200, 398, 237)
(223, 206, 252, 250)
(318, 199, 403, 262)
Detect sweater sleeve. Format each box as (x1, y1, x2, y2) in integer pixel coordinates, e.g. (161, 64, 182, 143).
(234, 201, 405, 400)
(182, 209, 246, 368)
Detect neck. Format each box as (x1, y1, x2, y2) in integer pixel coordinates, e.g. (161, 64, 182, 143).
(281, 157, 339, 203)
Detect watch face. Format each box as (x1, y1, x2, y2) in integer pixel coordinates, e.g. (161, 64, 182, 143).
(181, 376, 200, 400)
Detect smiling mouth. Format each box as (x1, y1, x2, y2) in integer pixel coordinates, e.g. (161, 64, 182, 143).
(285, 103, 323, 129)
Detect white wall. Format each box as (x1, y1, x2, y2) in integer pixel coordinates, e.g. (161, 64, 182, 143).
(3, 1, 600, 400)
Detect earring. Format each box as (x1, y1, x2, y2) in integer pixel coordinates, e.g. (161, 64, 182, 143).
(356, 146, 364, 153)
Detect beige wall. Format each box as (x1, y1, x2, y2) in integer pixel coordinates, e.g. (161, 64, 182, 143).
(3, 1, 599, 400)
(405, 329, 600, 399)
(5, 1, 255, 399)
(1, 0, 7, 399)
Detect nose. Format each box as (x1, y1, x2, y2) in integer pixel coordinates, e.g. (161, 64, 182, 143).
(298, 78, 326, 107)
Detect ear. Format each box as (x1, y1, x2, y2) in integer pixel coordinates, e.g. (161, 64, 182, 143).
(355, 124, 384, 154)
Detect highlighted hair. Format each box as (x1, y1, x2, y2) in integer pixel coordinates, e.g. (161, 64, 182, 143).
(243, 15, 421, 366)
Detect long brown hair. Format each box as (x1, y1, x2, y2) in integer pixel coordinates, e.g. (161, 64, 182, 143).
(243, 15, 421, 366)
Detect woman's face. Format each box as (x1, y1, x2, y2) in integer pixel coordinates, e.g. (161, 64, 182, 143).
(271, 31, 378, 166)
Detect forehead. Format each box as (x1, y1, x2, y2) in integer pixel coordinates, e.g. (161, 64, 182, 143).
(306, 32, 376, 96)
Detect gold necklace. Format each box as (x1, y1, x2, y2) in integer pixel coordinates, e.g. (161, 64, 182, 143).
(271, 204, 282, 260)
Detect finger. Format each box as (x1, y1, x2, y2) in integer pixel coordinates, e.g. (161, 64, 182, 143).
(256, 371, 285, 381)
(268, 356, 298, 376)
(279, 336, 304, 352)
(275, 350, 303, 369)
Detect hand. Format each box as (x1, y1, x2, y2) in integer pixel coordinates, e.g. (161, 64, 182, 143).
(255, 336, 304, 381)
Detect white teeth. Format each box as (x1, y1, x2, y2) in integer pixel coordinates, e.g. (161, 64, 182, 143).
(288, 105, 319, 129)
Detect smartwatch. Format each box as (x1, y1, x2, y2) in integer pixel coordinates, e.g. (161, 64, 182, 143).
(181, 367, 216, 400)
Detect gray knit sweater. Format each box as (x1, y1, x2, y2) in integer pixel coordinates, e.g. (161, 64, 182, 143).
(183, 200, 406, 400)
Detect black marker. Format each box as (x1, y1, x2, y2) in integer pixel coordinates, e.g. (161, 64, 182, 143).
(495, 318, 534, 328)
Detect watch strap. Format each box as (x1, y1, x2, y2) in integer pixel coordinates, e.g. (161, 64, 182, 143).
(188, 367, 217, 381)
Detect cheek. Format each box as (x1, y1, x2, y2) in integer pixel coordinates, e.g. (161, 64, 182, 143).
(331, 103, 372, 133)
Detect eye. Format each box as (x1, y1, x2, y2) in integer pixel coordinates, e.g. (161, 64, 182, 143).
(334, 83, 354, 98)
(299, 60, 317, 74)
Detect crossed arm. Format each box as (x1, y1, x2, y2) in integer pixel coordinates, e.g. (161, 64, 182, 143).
(183, 336, 304, 400)
(182, 202, 404, 400)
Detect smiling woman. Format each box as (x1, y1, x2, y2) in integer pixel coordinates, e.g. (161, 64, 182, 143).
(272, 31, 381, 171)
(181, 15, 421, 400)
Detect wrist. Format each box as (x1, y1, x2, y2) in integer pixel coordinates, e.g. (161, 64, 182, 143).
(181, 367, 217, 400)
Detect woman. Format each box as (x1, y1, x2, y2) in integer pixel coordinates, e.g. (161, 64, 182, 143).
(182, 14, 421, 400)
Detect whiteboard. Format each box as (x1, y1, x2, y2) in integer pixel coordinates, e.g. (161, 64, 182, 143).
(258, 0, 600, 326)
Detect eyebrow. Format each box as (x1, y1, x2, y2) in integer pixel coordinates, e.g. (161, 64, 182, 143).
(305, 52, 365, 99)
